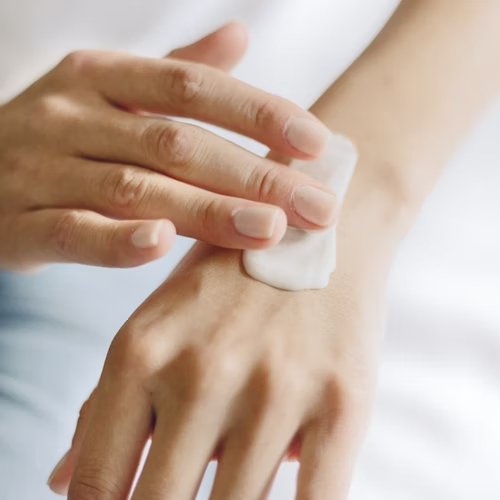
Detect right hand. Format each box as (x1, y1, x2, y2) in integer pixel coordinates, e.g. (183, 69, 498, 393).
(0, 22, 335, 271)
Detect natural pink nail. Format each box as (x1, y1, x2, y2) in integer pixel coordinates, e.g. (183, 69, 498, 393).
(285, 117, 329, 156)
(232, 206, 285, 239)
(292, 185, 337, 226)
(131, 221, 163, 249)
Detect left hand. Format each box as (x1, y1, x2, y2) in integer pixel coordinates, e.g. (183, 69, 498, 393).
(47, 241, 384, 500)
(0, 22, 334, 271)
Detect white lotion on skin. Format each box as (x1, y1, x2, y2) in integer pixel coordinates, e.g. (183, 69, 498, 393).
(243, 132, 358, 291)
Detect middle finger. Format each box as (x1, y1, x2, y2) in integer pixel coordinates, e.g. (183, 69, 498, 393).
(209, 370, 303, 500)
(69, 109, 338, 229)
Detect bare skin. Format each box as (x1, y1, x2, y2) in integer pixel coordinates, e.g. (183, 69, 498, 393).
(0, 23, 336, 271)
(48, 0, 500, 499)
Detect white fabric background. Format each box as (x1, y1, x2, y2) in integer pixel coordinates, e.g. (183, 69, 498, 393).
(0, 1, 499, 499)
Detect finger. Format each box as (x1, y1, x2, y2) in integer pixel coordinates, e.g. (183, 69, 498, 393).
(131, 409, 219, 499)
(0, 210, 175, 269)
(73, 51, 328, 159)
(48, 391, 97, 496)
(209, 421, 296, 500)
(168, 21, 248, 71)
(36, 160, 288, 249)
(131, 369, 233, 499)
(209, 373, 301, 500)
(295, 414, 364, 500)
(68, 375, 152, 500)
(66, 114, 336, 229)
(210, 422, 292, 500)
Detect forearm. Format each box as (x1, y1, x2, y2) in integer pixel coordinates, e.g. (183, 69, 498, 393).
(310, 0, 500, 282)
(178, 0, 500, 297)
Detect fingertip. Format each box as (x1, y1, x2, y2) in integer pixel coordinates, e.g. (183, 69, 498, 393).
(130, 220, 174, 250)
(284, 116, 329, 159)
(127, 220, 176, 265)
(48, 478, 70, 497)
(204, 20, 248, 70)
(220, 20, 249, 51)
(47, 449, 72, 496)
(157, 219, 177, 253)
(232, 205, 287, 246)
(235, 207, 287, 251)
(291, 185, 337, 228)
(270, 207, 288, 243)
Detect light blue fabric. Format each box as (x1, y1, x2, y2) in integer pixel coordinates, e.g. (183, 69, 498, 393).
(0, 237, 194, 499)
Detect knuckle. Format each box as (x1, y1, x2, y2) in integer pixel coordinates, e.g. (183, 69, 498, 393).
(104, 168, 148, 214)
(58, 50, 98, 79)
(198, 197, 218, 229)
(252, 98, 283, 131)
(106, 327, 160, 378)
(182, 343, 240, 397)
(246, 164, 282, 202)
(31, 94, 75, 127)
(141, 122, 192, 167)
(189, 197, 221, 239)
(52, 210, 84, 260)
(31, 95, 57, 120)
(167, 63, 205, 105)
(69, 465, 120, 500)
(204, 348, 240, 383)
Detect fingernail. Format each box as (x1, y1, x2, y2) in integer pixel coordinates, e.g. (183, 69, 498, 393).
(292, 185, 337, 226)
(131, 221, 162, 249)
(47, 450, 70, 495)
(285, 117, 329, 156)
(232, 206, 285, 239)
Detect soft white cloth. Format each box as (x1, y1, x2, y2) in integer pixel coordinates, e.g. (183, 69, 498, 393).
(243, 132, 357, 291)
(0, 1, 499, 499)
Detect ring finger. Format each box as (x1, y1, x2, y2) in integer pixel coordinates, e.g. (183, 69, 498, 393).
(209, 376, 302, 499)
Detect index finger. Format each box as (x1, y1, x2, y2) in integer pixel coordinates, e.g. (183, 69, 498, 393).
(69, 51, 329, 159)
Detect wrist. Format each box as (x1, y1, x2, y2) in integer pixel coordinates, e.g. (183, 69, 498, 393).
(332, 171, 411, 293)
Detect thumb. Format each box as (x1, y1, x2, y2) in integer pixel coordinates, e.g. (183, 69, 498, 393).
(168, 21, 248, 71)
(47, 390, 97, 496)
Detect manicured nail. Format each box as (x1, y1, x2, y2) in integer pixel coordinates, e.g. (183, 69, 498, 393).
(131, 221, 162, 249)
(47, 450, 70, 495)
(292, 185, 337, 226)
(285, 117, 329, 156)
(232, 206, 285, 239)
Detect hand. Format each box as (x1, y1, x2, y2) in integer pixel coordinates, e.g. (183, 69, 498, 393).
(48, 242, 384, 499)
(0, 22, 334, 271)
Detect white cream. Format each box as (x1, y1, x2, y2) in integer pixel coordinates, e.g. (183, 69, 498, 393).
(243, 132, 358, 291)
